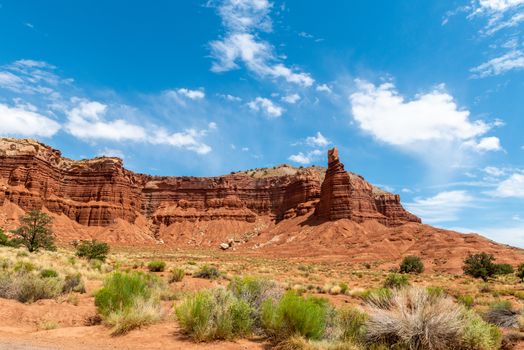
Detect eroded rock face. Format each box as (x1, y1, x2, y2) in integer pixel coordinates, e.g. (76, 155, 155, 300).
(0, 138, 419, 229)
(315, 147, 421, 226)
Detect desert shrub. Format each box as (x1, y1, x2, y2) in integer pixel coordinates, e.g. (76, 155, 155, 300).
(462, 310, 502, 350)
(463, 253, 497, 281)
(382, 273, 409, 289)
(90, 258, 103, 271)
(94, 272, 162, 335)
(0, 272, 63, 303)
(176, 287, 253, 341)
(62, 273, 85, 293)
(275, 335, 363, 350)
(517, 263, 524, 281)
(75, 240, 110, 261)
(366, 287, 464, 349)
(338, 282, 349, 295)
(10, 210, 56, 252)
(0, 229, 18, 247)
(169, 268, 185, 283)
(13, 260, 35, 273)
(147, 260, 166, 272)
(261, 291, 330, 341)
(194, 264, 220, 279)
(40, 268, 59, 278)
(399, 255, 424, 274)
(336, 307, 367, 343)
(484, 300, 519, 328)
(357, 288, 393, 309)
(457, 294, 475, 309)
(493, 263, 514, 275)
(426, 286, 445, 298)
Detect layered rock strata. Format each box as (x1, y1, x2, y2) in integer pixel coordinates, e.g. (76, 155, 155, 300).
(0, 138, 419, 230)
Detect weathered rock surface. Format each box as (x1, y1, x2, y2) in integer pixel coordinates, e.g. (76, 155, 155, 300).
(0, 138, 419, 231)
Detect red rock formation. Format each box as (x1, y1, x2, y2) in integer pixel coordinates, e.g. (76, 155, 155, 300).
(315, 147, 420, 226)
(0, 138, 419, 233)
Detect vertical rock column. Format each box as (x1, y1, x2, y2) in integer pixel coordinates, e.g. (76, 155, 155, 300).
(315, 148, 354, 220)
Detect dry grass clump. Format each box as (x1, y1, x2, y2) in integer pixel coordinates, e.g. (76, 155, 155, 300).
(0, 271, 63, 302)
(365, 287, 501, 350)
(484, 300, 520, 328)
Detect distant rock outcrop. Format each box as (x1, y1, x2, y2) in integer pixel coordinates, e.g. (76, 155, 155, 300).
(0, 138, 419, 231)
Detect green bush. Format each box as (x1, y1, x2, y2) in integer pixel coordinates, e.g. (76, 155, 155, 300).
(493, 263, 514, 275)
(462, 310, 502, 350)
(194, 264, 220, 279)
(169, 268, 185, 283)
(94, 272, 162, 335)
(0, 272, 63, 303)
(10, 210, 56, 252)
(336, 307, 367, 343)
(463, 253, 497, 281)
(383, 273, 409, 289)
(0, 229, 18, 247)
(261, 291, 329, 341)
(399, 255, 424, 274)
(63, 273, 85, 293)
(40, 269, 59, 278)
(176, 287, 253, 341)
(75, 239, 110, 261)
(338, 282, 349, 295)
(147, 261, 166, 272)
(13, 260, 35, 273)
(457, 294, 475, 309)
(517, 263, 524, 281)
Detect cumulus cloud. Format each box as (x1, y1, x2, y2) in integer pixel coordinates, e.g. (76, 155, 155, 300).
(209, 0, 314, 86)
(288, 149, 322, 165)
(316, 84, 332, 93)
(97, 148, 125, 159)
(406, 190, 475, 223)
(176, 88, 205, 100)
(306, 132, 330, 147)
(490, 172, 524, 198)
(248, 96, 284, 117)
(0, 102, 60, 137)
(468, 136, 502, 152)
(281, 93, 300, 104)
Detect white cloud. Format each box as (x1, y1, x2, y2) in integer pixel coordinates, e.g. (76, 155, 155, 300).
(151, 128, 212, 155)
(484, 166, 506, 177)
(248, 96, 284, 117)
(219, 93, 242, 102)
(288, 149, 322, 165)
(471, 49, 524, 77)
(490, 172, 524, 198)
(349, 80, 499, 164)
(305, 132, 330, 147)
(0, 102, 60, 137)
(209, 0, 314, 87)
(406, 190, 474, 223)
(176, 88, 205, 100)
(316, 84, 332, 93)
(65, 99, 147, 141)
(281, 93, 300, 104)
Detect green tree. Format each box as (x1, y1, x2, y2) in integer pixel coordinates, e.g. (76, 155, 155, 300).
(516, 264, 524, 281)
(75, 239, 110, 261)
(463, 253, 497, 281)
(11, 210, 55, 252)
(399, 256, 424, 274)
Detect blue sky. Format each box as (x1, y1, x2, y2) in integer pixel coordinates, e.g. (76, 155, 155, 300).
(0, 0, 523, 246)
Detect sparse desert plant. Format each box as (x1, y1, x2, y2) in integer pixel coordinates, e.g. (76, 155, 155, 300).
(94, 272, 162, 335)
(10, 210, 56, 252)
(13, 260, 35, 273)
(62, 273, 86, 293)
(382, 273, 409, 289)
(493, 263, 514, 275)
(261, 290, 330, 341)
(336, 307, 368, 343)
(338, 282, 349, 295)
(484, 300, 519, 328)
(0, 272, 63, 303)
(399, 255, 424, 274)
(463, 253, 497, 281)
(462, 310, 502, 350)
(194, 264, 220, 279)
(176, 287, 253, 341)
(517, 263, 524, 281)
(0, 228, 18, 247)
(40, 268, 59, 278)
(75, 239, 110, 261)
(366, 287, 463, 349)
(169, 268, 185, 283)
(426, 286, 445, 298)
(147, 260, 166, 272)
(457, 294, 475, 309)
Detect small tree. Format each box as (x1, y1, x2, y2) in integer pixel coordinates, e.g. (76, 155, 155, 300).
(11, 210, 55, 252)
(399, 256, 424, 274)
(0, 228, 18, 247)
(463, 252, 497, 281)
(516, 263, 524, 281)
(75, 239, 110, 261)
